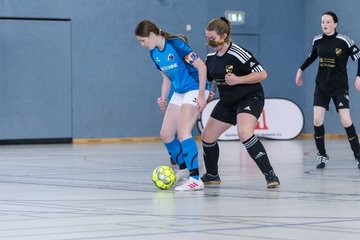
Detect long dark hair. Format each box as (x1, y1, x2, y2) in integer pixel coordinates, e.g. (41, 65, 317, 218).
(134, 20, 188, 43)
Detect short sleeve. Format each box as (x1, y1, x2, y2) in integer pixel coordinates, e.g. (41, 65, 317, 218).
(168, 38, 198, 64)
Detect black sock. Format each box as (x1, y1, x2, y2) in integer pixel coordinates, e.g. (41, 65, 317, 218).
(314, 125, 326, 155)
(202, 140, 219, 175)
(345, 124, 360, 155)
(243, 135, 273, 175)
(189, 168, 199, 177)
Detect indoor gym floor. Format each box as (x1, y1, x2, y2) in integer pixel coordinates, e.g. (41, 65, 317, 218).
(0, 138, 359, 240)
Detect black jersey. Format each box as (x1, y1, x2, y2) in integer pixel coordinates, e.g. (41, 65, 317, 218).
(300, 32, 360, 97)
(206, 42, 265, 106)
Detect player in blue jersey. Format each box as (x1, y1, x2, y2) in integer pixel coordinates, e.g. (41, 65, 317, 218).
(295, 11, 360, 169)
(135, 20, 210, 190)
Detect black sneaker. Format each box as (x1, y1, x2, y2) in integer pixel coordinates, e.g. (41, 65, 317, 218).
(200, 173, 221, 185)
(355, 152, 360, 169)
(265, 171, 280, 188)
(316, 153, 329, 169)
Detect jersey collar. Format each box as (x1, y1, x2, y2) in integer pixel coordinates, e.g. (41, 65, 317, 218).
(323, 31, 338, 39)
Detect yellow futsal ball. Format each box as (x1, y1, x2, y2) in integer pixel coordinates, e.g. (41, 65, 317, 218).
(152, 165, 176, 190)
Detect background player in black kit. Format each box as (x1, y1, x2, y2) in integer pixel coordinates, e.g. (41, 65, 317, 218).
(201, 17, 280, 188)
(295, 11, 360, 169)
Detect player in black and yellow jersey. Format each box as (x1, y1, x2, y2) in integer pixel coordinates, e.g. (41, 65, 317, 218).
(201, 17, 280, 188)
(295, 11, 360, 169)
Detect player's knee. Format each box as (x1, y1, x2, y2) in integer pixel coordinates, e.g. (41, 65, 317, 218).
(200, 130, 210, 142)
(340, 117, 352, 128)
(313, 117, 324, 127)
(160, 129, 173, 142)
(201, 128, 218, 143)
(238, 129, 252, 142)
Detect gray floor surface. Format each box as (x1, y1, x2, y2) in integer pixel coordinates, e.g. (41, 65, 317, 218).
(0, 138, 359, 240)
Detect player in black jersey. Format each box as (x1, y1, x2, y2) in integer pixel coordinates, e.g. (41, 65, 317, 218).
(201, 17, 280, 188)
(295, 11, 360, 169)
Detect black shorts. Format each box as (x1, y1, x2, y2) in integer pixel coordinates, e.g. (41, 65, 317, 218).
(313, 88, 349, 111)
(210, 90, 264, 125)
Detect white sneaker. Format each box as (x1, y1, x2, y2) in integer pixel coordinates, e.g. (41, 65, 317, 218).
(175, 177, 204, 191)
(175, 169, 189, 183)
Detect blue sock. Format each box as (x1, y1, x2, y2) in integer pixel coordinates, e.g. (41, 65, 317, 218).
(181, 138, 199, 180)
(164, 138, 185, 166)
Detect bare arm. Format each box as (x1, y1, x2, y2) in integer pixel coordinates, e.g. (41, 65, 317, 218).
(160, 71, 171, 99)
(295, 68, 304, 87)
(157, 71, 172, 112)
(295, 43, 318, 87)
(355, 76, 360, 91)
(192, 57, 207, 111)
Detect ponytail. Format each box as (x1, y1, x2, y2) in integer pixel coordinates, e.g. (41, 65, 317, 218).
(135, 20, 188, 44)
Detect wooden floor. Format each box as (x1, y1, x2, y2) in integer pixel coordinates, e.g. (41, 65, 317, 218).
(0, 138, 359, 240)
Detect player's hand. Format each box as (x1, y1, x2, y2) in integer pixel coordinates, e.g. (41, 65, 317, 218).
(157, 97, 167, 112)
(355, 76, 360, 91)
(224, 73, 238, 85)
(295, 69, 304, 87)
(196, 94, 206, 112)
(295, 78, 303, 86)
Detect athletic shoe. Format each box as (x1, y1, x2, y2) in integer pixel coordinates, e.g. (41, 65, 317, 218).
(316, 153, 329, 169)
(200, 173, 221, 185)
(174, 177, 204, 191)
(355, 152, 360, 169)
(175, 169, 189, 183)
(264, 170, 280, 188)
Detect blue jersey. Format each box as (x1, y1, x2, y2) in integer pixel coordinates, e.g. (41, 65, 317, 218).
(150, 38, 210, 94)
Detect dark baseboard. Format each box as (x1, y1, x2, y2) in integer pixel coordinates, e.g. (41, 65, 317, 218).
(0, 138, 73, 145)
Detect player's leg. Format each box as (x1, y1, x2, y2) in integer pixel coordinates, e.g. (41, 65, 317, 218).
(313, 89, 331, 169)
(169, 156, 177, 166)
(175, 90, 209, 191)
(160, 102, 186, 171)
(313, 106, 329, 168)
(237, 112, 279, 188)
(174, 103, 202, 190)
(201, 116, 231, 185)
(170, 130, 195, 170)
(169, 134, 179, 171)
(338, 108, 360, 168)
(237, 93, 279, 188)
(167, 88, 179, 168)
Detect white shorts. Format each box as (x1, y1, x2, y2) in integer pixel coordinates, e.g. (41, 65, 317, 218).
(169, 90, 210, 106)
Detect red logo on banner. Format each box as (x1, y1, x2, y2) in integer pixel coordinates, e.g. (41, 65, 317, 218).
(256, 110, 268, 130)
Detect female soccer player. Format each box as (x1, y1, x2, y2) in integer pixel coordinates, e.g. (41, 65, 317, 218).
(134, 20, 210, 190)
(295, 11, 360, 169)
(201, 17, 280, 188)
